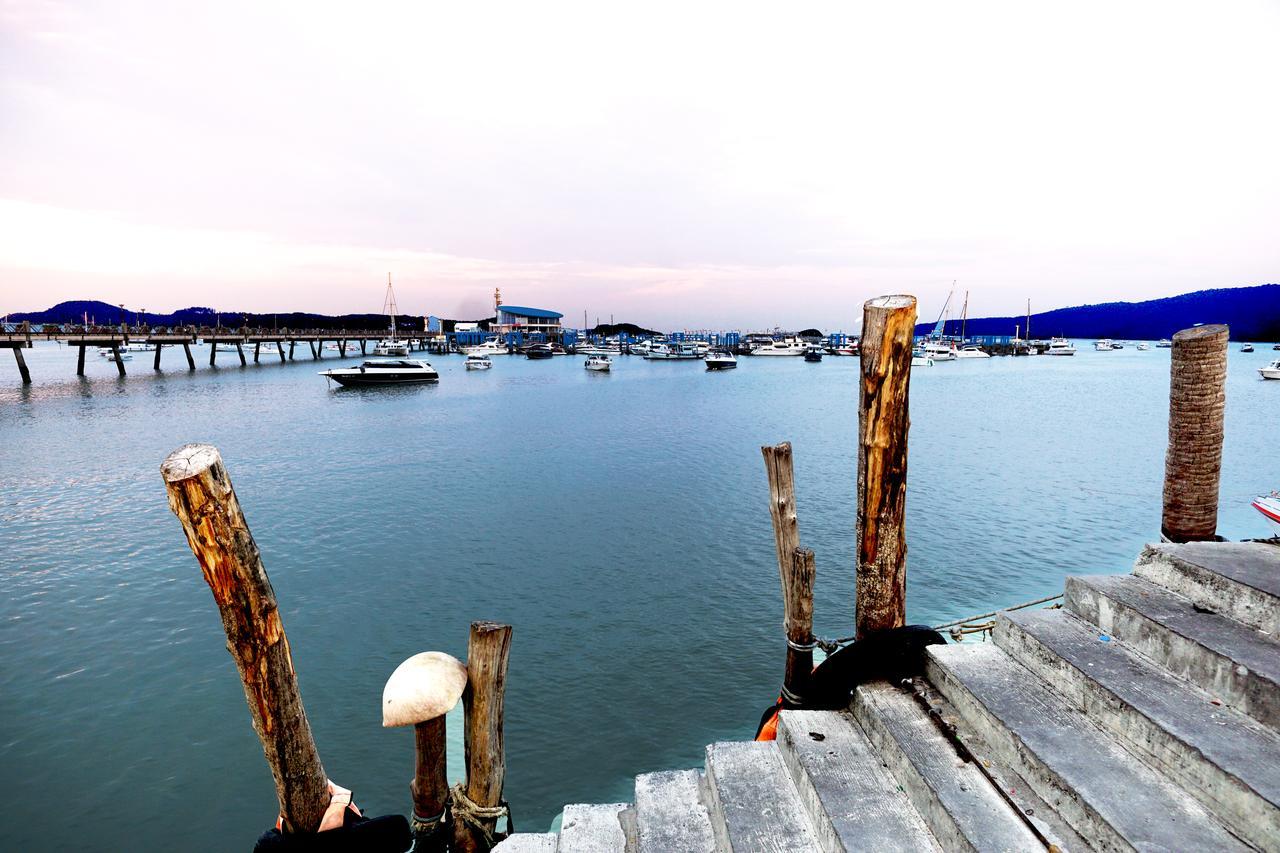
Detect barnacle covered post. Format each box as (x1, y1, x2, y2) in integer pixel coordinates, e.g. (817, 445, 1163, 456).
(1162, 324, 1229, 542)
(856, 295, 916, 639)
(161, 443, 330, 833)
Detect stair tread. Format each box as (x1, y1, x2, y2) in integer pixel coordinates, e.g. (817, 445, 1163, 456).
(559, 803, 629, 853)
(776, 709, 940, 851)
(1144, 541, 1280, 600)
(705, 740, 819, 851)
(1003, 607, 1280, 805)
(852, 682, 1044, 852)
(927, 642, 1247, 850)
(492, 833, 558, 852)
(634, 770, 714, 853)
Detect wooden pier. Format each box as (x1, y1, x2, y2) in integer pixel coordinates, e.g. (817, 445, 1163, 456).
(1, 326, 430, 383)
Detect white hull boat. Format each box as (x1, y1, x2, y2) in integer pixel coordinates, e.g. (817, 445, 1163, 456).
(705, 349, 737, 370)
(584, 355, 612, 371)
(646, 342, 702, 360)
(321, 359, 438, 386)
(1047, 338, 1076, 356)
(750, 340, 806, 356)
(465, 355, 492, 370)
(1260, 359, 1280, 380)
(374, 339, 410, 356)
(1094, 339, 1114, 351)
(1253, 492, 1280, 534)
(921, 341, 957, 361)
(954, 345, 990, 359)
(1136, 342, 1150, 351)
(462, 338, 508, 357)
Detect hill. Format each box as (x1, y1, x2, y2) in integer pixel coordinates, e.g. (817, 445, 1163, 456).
(915, 285, 1280, 341)
(3, 300, 426, 332)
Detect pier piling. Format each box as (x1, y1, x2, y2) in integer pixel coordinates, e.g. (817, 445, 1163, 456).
(76, 344, 86, 376)
(153, 344, 162, 370)
(783, 547, 816, 703)
(276, 342, 286, 362)
(761, 442, 800, 586)
(182, 342, 195, 369)
(1162, 324, 1229, 542)
(253, 342, 260, 364)
(13, 346, 31, 384)
(452, 621, 513, 853)
(110, 343, 126, 376)
(160, 444, 331, 833)
(855, 295, 916, 638)
(236, 342, 246, 366)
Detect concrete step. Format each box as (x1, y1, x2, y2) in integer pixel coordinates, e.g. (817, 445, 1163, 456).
(926, 642, 1248, 851)
(558, 803, 632, 852)
(851, 682, 1044, 852)
(634, 770, 715, 853)
(493, 833, 559, 852)
(997, 607, 1280, 850)
(775, 708, 942, 851)
(705, 740, 820, 852)
(1066, 573, 1280, 729)
(1134, 542, 1280, 635)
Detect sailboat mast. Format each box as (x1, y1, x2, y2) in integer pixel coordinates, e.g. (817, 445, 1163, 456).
(1026, 299, 1031, 341)
(961, 290, 969, 340)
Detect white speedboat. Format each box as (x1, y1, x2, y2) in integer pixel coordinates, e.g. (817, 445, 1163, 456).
(462, 337, 508, 357)
(584, 355, 612, 372)
(911, 348, 933, 367)
(374, 338, 409, 356)
(464, 354, 492, 370)
(750, 338, 806, 356)
(954, 344, 990, 359)
(1136, 342, 1150, 351)
(215, 342, 242, 353)
(921, 340, 957, 361)
(1260, 359, 1280, 380)
(1094, 339, 1114, 351)
(320, 359, 438, 386)
(1047, 338, 1076, 356)
(646, 342, 703, 360)
(1240, 343, 1254, 353)
(1252, 492, 1280, 534)
(1156, 339, 1172, 348)
(705, 348, 737, 370)
(826, 344, 858, 356)
(628, 340, 656, 357)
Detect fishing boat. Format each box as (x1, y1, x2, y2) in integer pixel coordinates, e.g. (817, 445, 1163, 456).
(320, 359, 438, 386)
(1157, 339, 1173, 348)
(1241, 343, 1254, 353)
(525, 343, 554, 360)
(954, 344, 990, 359)
(1047, 338, 1076, 356)
(646, 342, 703, 360)
(1253, 492, 1280, 534)
(464, 354, 492, 370)
(803, 346, 823, 362)
(1260, 359, 1280, 380)
(705, 348, 737, 370)
(584, 355, 612, 372)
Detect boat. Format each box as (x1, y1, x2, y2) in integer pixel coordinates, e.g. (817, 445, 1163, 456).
(911, 347, 933, 367)
(645, 342, 703, 360)
(1274, 344, 1280, 351)
(1156, 339, 1173, 348)
(749, 338, 806, 356)
(122, 341, 154, 352)
(575, 342, 618, 356)
(705, 348, 737, 370)
(1094, 339, 1114, 351)
(1111, 342, 1125, 350)
(525, 343, 554, 360)
(464, 354, 492, 370)
(214, 342, 242, 353)
(320, 359, 438, 386)
(628, 339, 657, 357)
(1241, 343, 1254, 353)
(1136, 342, 1150, 351)
(954, 344, 990, 359)
(584, 355, 612, 372)
(462, 337, 508, 357)
(1260, 359, 1280, 380)
(1047, 338, 1076, 356)
(374, 274, 410, 356)
(104, 349, 132, 362)
(1252, 491, 1280, 534)
(921, 340, 957, 361)
(803, 346, 824, 362)
(826, 343, 858, 356)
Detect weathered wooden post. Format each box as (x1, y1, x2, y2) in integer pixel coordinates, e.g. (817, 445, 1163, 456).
(12, 346, 31, 384)
(783, 547, 816, 702)
(77, 344, 86, 376)
(160, 444, 331, 833)
(110, 342, 126, 376)
(153, 343, 162, 370)
(452, 621, 513, 853)
(1162, 324, 1229, 542)
(856, 295, 916, 639)
(182, 341, 195, 369)
(761, 442, 800, 585)
(236, 342, 247, 366)
(277, 341, 286, 362)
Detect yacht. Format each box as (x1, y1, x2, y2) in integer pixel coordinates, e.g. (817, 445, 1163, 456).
(1047, 338, 1076, 356)
(1241, 343, 1254, 353)
(320, 359, 438, 386)
(464, 354, 492, 370)
(1260, 359, 1280, 380)
(374, 274, 409, 356)
(954, 344, 990, 359)
(584, 355, 612, 372)
(921, 340, 957, 361)
(1136, 342, 1150, 351)
(705, 348, 738, 370)
(749, 338, 806, 356)
(911, 347, 934, 367)
(374, 338, 410, 356)
(463, 337, 508, 357)
(826, 343, 858, 356)
(628, 339, 657, 357)
(1252, 491, 1280, 534)
(525, 343, 554, 360)
(1094, 339, 1114, 351)
(646, 342, 703, 360)
(1156, 339, 1173, 348)
(803, 346, 824, 362)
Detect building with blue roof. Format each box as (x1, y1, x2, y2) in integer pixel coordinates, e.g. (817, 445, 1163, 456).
(495, 303, 563, 336)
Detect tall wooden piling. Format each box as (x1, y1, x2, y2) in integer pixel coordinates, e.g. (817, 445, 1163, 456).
(182, 342, 195, 369)
(209, 343, 217, 366)
(160, 444, 331, 833)
(452, 621, 513, 853)
(253, 342, 261, 363)
(1162, 324, 1229, 542)
(236, 342, 247, 366)
(154, 344, 162, 370)
(110, 343, 126, 376)
(761, 442, 800, 588)
(855, 295, 916, 639)
(783, 547, 816, 702)
(277, 342, 286, 362)
(13, 347, 31, 384)
(77, 344, 86, 376)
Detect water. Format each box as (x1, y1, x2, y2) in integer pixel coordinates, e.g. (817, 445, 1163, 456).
(1, 342, 1276, 850)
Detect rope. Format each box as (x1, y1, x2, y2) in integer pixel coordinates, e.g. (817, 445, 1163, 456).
(410, 808, 446, 838)
(448, 783, 513, 847)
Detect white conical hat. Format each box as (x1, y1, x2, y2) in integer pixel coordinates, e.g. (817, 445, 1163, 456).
(382, 651, 468, 727)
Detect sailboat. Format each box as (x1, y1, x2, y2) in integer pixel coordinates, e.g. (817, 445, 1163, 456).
(374, 274, 410, 356)
(953, 291, 990, 358)
(921, 284, 958, 361)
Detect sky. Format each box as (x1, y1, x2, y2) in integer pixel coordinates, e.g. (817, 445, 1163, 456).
(2, 0, 1278, 330)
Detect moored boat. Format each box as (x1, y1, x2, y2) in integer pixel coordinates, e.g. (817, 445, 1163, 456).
(320, 359, 438, 386)
(525, 343, 554, 359)
(1241, 343, 1254, 353)
(1260, 359, 1280, 380)
(1156, 339, 1173, 348)
(1136, 342, 1150, 351)
(911, 347, 933, 367)
(921, 340, 957, 361)
(584, 355, 612, 372)
(954, 344, 990, 359)
(705, 348, 737, 370)
(462, 337, 508, 357)
(1047, 337, 1076, 356)
(1094, 339, 1114, 351)
(646, 342, 702, 360)
(1253, 492, 1280, 534)
(749, 338, 806, 356)
(464, 354, 492, 370)
(803, 346, 823, 362)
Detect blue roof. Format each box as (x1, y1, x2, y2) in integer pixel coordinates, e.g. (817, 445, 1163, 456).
(499, 305, 563, 319)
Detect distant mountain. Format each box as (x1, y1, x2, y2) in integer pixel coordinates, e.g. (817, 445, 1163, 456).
(915, 285, 1280, 341)
(3, 300, 427, 332)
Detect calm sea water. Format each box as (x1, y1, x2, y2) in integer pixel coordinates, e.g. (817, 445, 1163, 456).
(2, 341, 1276, 850)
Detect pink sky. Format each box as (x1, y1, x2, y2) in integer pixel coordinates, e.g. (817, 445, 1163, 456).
(2, 1, 1278, 330)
